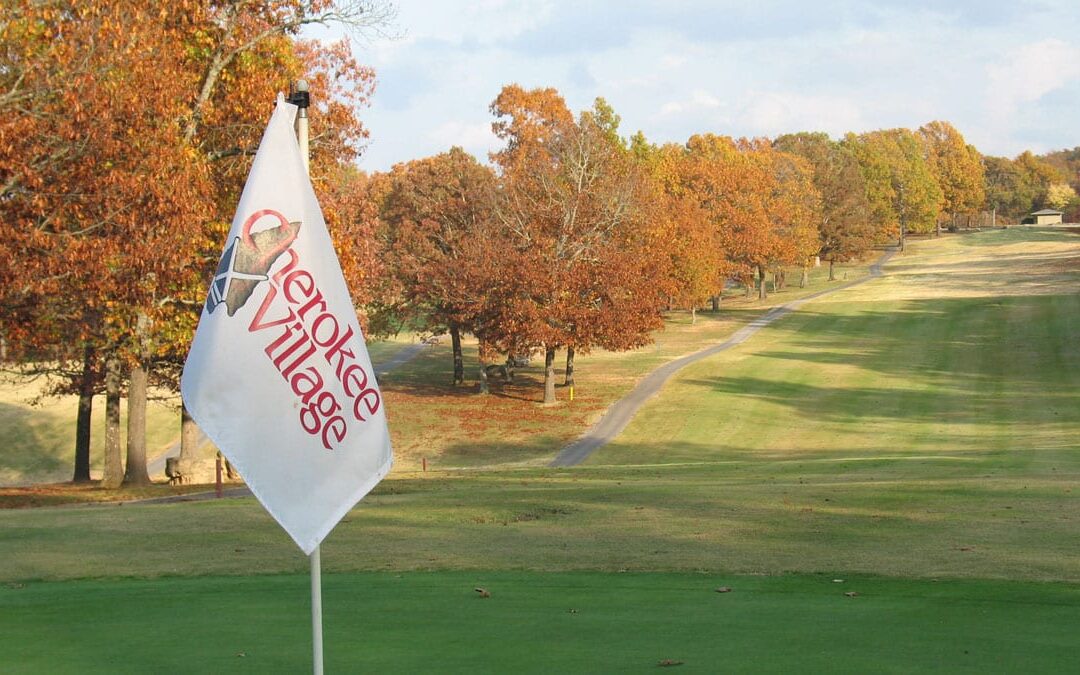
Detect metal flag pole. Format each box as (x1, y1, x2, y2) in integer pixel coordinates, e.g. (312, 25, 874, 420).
(310, 544, 324, 675)
(288, 79, 320, 675)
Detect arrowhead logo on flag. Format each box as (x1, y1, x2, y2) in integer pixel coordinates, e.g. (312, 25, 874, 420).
(182, 96, 392, 555)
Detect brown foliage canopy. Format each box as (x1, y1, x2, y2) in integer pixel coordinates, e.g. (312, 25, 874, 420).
(376, 147, 498, 335)
(0, 0, 378, 392)
(486, 87, 668, 357)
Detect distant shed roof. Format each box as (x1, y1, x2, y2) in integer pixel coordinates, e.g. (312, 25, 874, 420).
(1031, 209, 1064, 215)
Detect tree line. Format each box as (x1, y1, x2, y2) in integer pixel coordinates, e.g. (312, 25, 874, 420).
(2, 2, 1076, 484)
(366, 87, 1076, 403)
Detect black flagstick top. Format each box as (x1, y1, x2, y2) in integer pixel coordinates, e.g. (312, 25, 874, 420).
(288, 79, 310, 109)
(288, 79, 310, 173)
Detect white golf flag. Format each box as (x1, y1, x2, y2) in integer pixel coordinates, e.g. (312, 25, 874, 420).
(182, 96, 392, 555)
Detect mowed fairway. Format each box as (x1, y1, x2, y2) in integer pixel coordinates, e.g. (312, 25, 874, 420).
(591, 227, 1080, 580)
(1, 228, 1078, 672)
(600, 227, 1079, 467)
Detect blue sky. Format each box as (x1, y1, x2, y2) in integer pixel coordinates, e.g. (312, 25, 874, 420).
(307, 0, 1080, 171)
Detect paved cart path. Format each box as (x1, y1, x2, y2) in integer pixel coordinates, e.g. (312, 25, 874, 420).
(550, 250, 897, 467)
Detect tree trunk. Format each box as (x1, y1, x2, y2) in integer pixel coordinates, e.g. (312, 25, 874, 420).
(478, 357, 490, 394)
(179, 401, 200, 480)
(123, 361, 151, 486)
(450, 324, 464, 386)
(710, 295, 720, 312)
(564, 346, 575, 387)
(758, 265, 767, 301)
(800, 266, 808, 288)
(828, 259, 836, 282)
(72, 346, 94, 483)
(101, 356, 123, 488)
(543, 345, 557, 405)
(690, 306, 697, 324)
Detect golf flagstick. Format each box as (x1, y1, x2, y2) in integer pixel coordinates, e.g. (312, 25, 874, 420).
(288, 79, 323, 675)
(183, 77, 392, 675)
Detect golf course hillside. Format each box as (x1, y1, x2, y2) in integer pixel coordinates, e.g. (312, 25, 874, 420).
(1, 227, 1077, 673)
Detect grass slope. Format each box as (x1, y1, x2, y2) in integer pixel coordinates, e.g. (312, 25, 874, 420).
(0, 337, 420, 485)
(0, 383, 178, 485)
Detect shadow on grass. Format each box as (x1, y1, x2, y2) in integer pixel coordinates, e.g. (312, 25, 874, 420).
(386, 368, 553, 403)
(752, 293, 1079, 385)
(434, 434, 566, 468)
(656, 293, 1080, 440)
(681, 373, 1079, 429)
(379, 341, 557, 403)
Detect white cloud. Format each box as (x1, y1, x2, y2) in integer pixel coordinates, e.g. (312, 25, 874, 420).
(660, 53, 687, 68)
(691, 90, 721, 108)
(406, 0, 554, 45)
(658, 90, 720, 117)
(975, 37, 1080, 154)
(660, 101, 684, 115)
(428, 120, 498, 151)
(739, 91, 865, 138)
(987, 38, 1080, 108)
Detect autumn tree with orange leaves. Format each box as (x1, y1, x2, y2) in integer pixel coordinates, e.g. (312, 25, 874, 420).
(774, 132, 875, 281)
(633, 136, 730, 318)
(917, 120, 985, 234)
(674, 135, 770, 299)
(843, 128, 942, 251)
(0, 0, 388, 484)
(747, 140, 822, 293)
(377, 147, 498, 385)
(488, 86, 668, 404)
